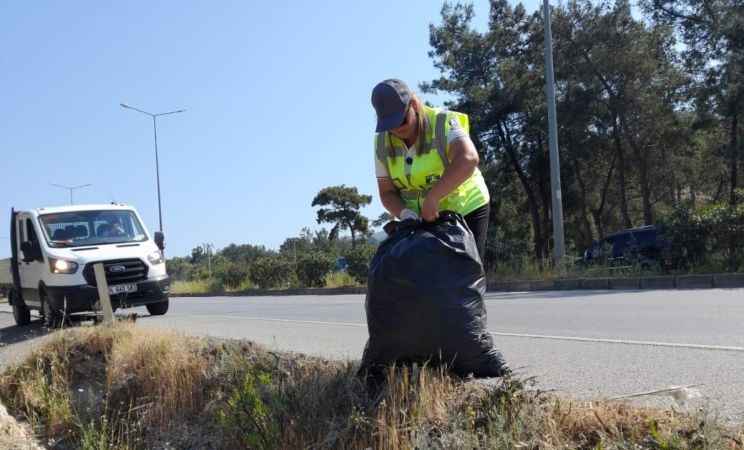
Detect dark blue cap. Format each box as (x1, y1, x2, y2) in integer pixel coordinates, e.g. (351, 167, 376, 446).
(371, 79, 411, 132)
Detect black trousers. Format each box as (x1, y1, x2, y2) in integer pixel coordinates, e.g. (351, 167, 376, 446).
(464, 204, 489, 262)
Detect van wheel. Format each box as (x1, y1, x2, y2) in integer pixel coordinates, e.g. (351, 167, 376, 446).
(41, 291, 64, 328)
(146, 299, 169, 316)
(10, 289, 31, 326)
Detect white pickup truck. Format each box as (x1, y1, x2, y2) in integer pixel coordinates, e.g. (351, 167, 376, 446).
(5, 204, 170, 327)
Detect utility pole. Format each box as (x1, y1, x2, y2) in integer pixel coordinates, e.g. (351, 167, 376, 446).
(543, 0, 566, 264)
(203, 243, 214, 278)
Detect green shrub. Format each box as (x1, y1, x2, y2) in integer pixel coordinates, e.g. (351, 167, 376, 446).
(217, 368, 281, 450)
(295, 252, 335, 288)
(660, 199, 744, 272)
(207, 278, 226, 294)
(698, 201, 744, 271)
(215, 262, 250, 290)
(325, 271, 360, 288)
(344, 243, 377, 285)
(249, 256, 293, 289)
(659, 204, 708, 270)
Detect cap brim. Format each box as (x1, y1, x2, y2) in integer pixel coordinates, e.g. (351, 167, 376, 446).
(375, 110, 407, 133)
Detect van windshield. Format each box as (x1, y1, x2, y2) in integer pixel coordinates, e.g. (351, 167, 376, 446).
(39, 210, 148, 248)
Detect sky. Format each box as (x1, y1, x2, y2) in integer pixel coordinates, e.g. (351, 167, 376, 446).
(0, 1, 542, 258)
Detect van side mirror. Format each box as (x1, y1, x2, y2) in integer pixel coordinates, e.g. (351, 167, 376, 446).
(154, 232, 165, 251)
(20, 241, 42, 262)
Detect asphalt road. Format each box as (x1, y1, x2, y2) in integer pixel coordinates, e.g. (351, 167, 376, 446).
(1, 289, 742, 422)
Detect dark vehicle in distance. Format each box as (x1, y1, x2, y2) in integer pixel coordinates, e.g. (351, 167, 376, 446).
(581, 225, 672, 271)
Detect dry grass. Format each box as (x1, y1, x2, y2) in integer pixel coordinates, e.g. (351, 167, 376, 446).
(0, 324, 741, 449)
(169, 280, 212, 295)
(324, 271, 361, 288)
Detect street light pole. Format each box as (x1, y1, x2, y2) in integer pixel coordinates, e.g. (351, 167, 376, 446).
(203, 243, 214, 278)
(120, 103, 185, 232)
(152, 115, 163, 235)
(543, 0, 566, 264)
(51, 183, 92, 205)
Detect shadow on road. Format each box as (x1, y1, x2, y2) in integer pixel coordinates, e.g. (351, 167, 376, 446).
(0, 312, 124, 347)
(0, 317, 49, 347)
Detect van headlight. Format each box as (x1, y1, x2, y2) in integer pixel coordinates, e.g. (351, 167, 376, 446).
(49, 258, 79, 274)
(147, 251, 164, 265)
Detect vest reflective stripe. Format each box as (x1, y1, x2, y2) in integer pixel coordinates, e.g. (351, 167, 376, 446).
(375, 106, 489, 216)
(375, 134, 385, 163)
(376, 134, 406, 161)
(400, 189, 427, 200)
(435, 112, 449, 169)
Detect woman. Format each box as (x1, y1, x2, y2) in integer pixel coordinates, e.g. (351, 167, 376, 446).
(371, 78, 491, 260)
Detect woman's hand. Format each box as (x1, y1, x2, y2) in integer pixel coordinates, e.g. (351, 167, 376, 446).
(421, 193, 441, 222)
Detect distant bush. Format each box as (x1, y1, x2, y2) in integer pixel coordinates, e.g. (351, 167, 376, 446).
(208, 278, 226, 294)
(215, 262, 250, 290)
(324, 271, 360, 288)
(659, 199, 744, 272)
(249, 256, 293, 289)
(295, 252, 335, 288)
(344, 244, 377, 284)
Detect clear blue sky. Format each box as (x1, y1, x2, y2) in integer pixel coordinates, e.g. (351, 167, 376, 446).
(1, 1, 540, 258)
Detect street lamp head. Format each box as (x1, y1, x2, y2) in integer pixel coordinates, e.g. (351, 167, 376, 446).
(120, 103, 130, 109)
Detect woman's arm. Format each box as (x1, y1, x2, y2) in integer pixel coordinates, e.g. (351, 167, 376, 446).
(377, 178, 407, 218)
(421, 137, 480, 221)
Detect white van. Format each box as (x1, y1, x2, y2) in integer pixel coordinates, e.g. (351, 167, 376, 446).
(7, 203, 170, 327)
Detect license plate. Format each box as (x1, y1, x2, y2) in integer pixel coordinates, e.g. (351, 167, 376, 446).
(109, 283, 137, 295)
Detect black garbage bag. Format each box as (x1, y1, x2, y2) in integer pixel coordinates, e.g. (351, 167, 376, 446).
(358, 212, 507, 382)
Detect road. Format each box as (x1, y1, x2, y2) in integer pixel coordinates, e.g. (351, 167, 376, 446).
(0, 289, 742, 422)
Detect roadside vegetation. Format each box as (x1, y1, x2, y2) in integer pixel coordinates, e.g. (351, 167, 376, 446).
(167, 0, 744, 293)
(0, 323, 741, 449)
(167, 186, 378, 293)
(166, 187, 743, 294)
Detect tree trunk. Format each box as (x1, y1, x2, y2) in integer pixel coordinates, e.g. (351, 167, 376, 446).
(504, 143, 545, 263)
(348, 221, 356, 248)
(730, 111, 739, 206)
(591, 151, 617, 239)
(714, 175, 726, 202)
(537, 135, 552, 260)
(572, 157, 594, 249)
(634, 145, 653, 225)
(612, 113, 633, 228)
(728, 111, 739, 271)
(620, 111, 653, 225)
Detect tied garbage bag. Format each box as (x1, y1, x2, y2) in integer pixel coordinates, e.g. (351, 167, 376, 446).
(358, 212, 507, 382)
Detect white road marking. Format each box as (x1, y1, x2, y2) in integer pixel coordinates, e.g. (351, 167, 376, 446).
(488, 332, 744, 352)
(175, 315, 744, 353)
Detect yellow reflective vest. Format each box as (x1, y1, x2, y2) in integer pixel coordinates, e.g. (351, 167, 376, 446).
(375, 105, 490, 216)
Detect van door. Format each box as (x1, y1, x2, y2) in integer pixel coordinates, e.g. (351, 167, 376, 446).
(17, 215, 44, 307)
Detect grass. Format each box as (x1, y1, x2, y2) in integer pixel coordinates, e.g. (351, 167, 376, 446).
(0, 323, 741, 449)
(324, 271, 361, 288)
(170, 272, 360, 295)
(169, 279, 212, 295)
(487, 255, 678, 282)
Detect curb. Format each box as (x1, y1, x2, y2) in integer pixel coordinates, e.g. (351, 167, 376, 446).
(170, 273, 744, 297)
(174, 287, 367, 297)
(487, 273, 744, 292)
